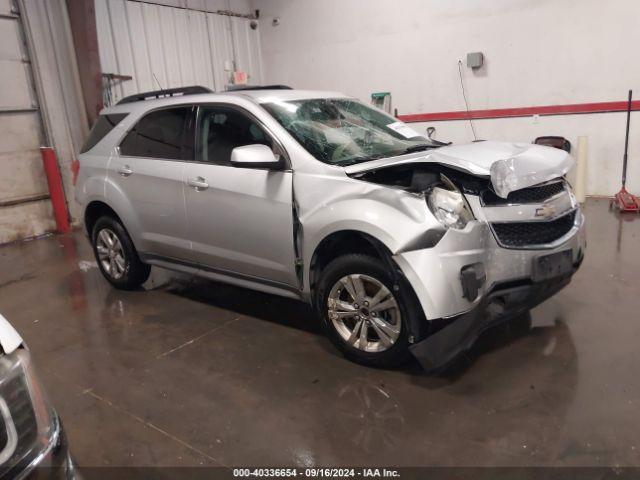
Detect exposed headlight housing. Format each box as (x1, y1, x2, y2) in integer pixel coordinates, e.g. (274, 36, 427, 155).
(427, 176, 474, 230)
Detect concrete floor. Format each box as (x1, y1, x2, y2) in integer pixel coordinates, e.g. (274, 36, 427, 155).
(0, 198, 639, 467)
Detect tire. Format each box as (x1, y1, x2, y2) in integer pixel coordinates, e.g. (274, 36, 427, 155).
(316, 254, 419, 368)
(91, 216, 151, 290)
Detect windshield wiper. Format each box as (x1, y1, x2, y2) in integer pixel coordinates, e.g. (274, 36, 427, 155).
(402, 144, 438, 154)
(337, 153, 388, 166)
(338, 143, 442, 166)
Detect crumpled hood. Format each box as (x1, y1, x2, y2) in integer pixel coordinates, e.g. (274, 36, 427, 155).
(0, 314, 24, 354)
(345, 141, 575, 198)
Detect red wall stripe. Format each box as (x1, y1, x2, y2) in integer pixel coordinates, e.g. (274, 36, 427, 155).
(397, 100, 640, 123)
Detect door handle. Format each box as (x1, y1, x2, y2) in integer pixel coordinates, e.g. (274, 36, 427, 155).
(187, 176, 209, 191)
(117, 165, 133, 177)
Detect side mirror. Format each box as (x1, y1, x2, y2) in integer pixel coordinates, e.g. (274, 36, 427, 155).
(230, 144, 283, 169)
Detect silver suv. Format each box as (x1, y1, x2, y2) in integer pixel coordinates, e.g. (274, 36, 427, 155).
(76, 86, 586, 370)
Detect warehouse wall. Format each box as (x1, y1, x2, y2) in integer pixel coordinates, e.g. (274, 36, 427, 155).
(95, 0, 262, 104)
(0, 0, 87, 243)
(21, 0, 88, 223)
(252, 0, 640, 196)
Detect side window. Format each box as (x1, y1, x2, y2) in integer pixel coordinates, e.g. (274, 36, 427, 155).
(197, 107, 273, 165)
(120, 107, 192, 160)
(80, 113, 128, 153)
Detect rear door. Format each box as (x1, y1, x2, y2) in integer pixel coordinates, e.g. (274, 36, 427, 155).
(109, 106, 193, 259)
(182, 104, 298, 287)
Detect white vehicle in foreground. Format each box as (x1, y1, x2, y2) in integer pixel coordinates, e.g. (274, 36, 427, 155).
(0, 314, 75, 477)
(76, 86, 586, 370)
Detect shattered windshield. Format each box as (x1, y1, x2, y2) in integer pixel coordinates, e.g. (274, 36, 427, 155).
(261, 98, 440, 166)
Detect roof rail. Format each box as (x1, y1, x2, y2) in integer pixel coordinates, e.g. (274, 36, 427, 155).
(225, 85, 293, 92)
(117, 85, 213, 105)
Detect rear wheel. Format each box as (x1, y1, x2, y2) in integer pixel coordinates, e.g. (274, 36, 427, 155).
(92, 216, 150, 290)
(317, 254, 415, 368)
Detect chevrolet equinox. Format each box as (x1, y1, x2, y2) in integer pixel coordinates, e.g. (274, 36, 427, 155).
(75, 86, 586, 370)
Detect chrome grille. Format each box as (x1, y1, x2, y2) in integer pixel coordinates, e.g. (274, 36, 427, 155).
(0, 417, 6, 455)
(0, 376, 38, 476)
(7, 377, 37, 449)
(482, 180, 565, 206)
(491, 210, 577, 248)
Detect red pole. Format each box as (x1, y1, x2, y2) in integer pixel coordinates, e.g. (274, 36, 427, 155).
(40, 147, 71, 233)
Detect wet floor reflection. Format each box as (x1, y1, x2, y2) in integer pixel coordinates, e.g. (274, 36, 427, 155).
(1, 199, 639, 466)
(158, 274, 582, 465)
(334, 380, 405, 453)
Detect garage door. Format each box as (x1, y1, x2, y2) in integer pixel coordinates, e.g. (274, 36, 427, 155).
(95, 0, 263, 105)
(0, 0, 53, 244)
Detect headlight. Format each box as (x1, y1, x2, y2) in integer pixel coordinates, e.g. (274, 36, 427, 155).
(0, 348, 58, 474)
(427, 177, 474, 229)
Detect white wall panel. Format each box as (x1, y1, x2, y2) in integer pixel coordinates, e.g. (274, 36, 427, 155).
(253, 0, 640, 196)
(0, 16, 22, 59)
(173, 8, 196, 86)
(187, 8, 216, 88)
(104, 0, 137, 99)
(158, 6, 182, 87)
(142, 3, 171, 88)
(0, 0, 12, 15)
(94, 0, 118, 82)
(19, 0, 89, 234)
(0, 4, 50, 243)
(0, 60, 33, 108)
(125, 1, 153, 92)
(230, 16, 262, 84)
(1, 0, 87, 242)
(207, 13, 233, 89)
(96, 0, 263, 103)
(0, 113, 46, 202)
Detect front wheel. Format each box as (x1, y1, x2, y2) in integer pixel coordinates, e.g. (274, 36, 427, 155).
(316, 254, 417, 368)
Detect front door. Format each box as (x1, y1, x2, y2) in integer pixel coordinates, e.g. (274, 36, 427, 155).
(183, 105, 297, 287)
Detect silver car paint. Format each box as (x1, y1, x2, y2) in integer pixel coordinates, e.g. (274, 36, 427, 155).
(112, 150, 190, 259)
(76, 90, 586, 321)
(182, 162, 297, 285)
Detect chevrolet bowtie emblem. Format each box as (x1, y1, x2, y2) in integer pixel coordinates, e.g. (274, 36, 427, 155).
(535, 204, 557, 218)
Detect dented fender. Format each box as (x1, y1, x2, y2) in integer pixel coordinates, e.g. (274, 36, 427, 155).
(294, 172, 445, 295)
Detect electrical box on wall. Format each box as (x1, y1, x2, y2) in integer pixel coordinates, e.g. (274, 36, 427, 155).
(371, 92, 391, 113)
(467, 52, 484, 69)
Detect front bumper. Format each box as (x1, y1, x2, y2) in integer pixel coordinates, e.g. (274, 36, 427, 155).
(409, 270, 577, 371)
(393, 208, 586, 321)
(393, 206, 586, 371)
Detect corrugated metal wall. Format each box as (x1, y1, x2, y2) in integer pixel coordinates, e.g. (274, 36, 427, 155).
(95, 0, 263, 105)
(0, 0, 52, 243)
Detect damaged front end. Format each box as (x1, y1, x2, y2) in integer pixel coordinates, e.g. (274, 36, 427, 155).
(345, 141, 585, 371)
(345, 140, 575, 198)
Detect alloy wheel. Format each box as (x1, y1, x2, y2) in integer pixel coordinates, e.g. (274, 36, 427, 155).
(327, 274, 401, 352)
(96, 228, 126, 280)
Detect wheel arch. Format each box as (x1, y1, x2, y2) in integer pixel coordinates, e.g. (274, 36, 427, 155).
(84, 201, 122, 238)
(308, 230, 397, 307)
(309, 230, 428, 348)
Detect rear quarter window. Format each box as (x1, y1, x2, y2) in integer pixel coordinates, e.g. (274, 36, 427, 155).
(119, 107, 192, 160)
(80, 113, 128, 153)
